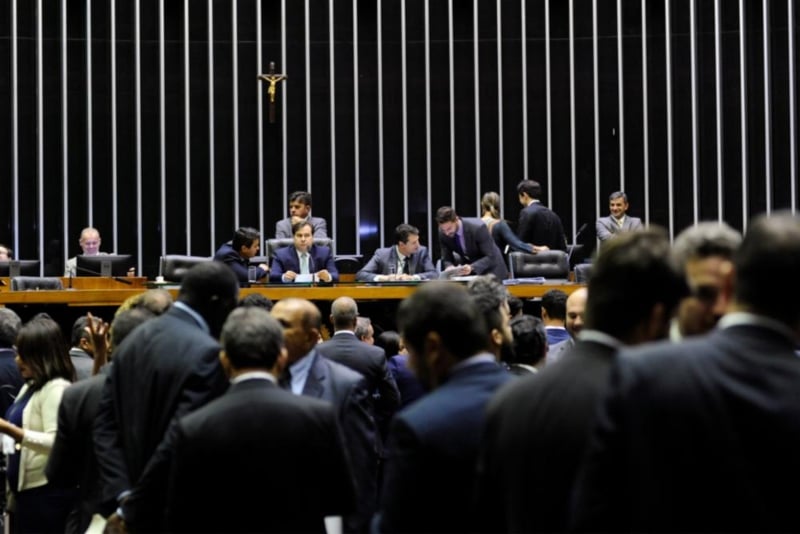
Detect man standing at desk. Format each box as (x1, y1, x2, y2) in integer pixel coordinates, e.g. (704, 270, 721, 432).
(270, 221, 338, 283)
(516, 180, 567, 252)
(275, 191, 328, 238)
(356, 223, 438, 282)
(436, 206, 508, 280)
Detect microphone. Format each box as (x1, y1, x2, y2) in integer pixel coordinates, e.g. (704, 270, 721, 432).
(574, 223, 588, 239)
(73, 265, 133, 285)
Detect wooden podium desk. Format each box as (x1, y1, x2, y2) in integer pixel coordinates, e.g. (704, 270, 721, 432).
(0, 279, 585, 308)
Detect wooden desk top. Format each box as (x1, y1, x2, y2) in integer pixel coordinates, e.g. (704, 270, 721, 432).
(0, 280, 584, 307)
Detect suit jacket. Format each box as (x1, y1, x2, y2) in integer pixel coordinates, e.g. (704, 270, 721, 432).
(355, 246, 438, 282)
(213, 242, 267, 287)
(166, 378, 356, 533)
(269, 244, 339, 283)
(571, 321, 800, 532)
(376, 358, 512, 533)
(69, 348, 94, 381)
(387, 354, 426, 408)
(46, 372, 107, 534)
(475, 337, 617, 532)
(296, 352, 379, 533)
(275, 216, 329, 238)
(93, 305, 228, 529)
(317, 332, 401, 427)
(595, 215, 643, 241)
(438, 217, 508, 280)
(0, 348, 24, 417)
(517, 202, 567, 251)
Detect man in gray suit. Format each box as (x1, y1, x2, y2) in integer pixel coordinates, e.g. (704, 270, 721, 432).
(595, 191, 643, 242)
(274, 191, 328, 238)
(356, 224, 438, 282)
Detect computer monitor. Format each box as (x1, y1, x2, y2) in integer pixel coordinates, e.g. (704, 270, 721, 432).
(0, 260, 41, 277)
(76, 254, 135, 277)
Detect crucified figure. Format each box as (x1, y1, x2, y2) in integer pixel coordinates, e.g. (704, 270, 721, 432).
(257, 61, 287, 123)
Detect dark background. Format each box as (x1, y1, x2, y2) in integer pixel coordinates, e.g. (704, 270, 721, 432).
(1, 0, 798, 277)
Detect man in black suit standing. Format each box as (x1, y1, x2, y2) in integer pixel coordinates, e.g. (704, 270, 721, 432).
(93, 262, 239, 532)
(165, 306, 356, 533)
(436, 206, 508, 280)
(475, 228, 686, 532)
(271, 298, 378, 533)
(571, 213, 800, 532)
(516, 180, 567, 251)
(317, 297, 400, 432)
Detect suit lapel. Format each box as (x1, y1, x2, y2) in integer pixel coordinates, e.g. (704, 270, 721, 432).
(302, 352, 326, 398)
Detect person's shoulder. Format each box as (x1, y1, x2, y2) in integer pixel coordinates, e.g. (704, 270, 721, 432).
(320, 355, 367, 387)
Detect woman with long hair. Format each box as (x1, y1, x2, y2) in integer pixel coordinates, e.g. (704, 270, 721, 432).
(480, 192, 539, 254)
(2, 314, 75, 533)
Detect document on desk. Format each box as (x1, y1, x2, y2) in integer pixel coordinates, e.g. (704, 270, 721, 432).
(449, 275, 479, 282)
(294, 274, 315, 283)
(503, 277, 546, 285)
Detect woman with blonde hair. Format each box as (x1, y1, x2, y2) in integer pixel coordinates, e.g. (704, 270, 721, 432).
(480, 192, 537, 254)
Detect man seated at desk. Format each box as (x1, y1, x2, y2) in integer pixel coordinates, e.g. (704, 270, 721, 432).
(275, 191, 328, 238)
(270, 221, 338, 284)
(65, 227, 134, 277)
(213, 227, 270, 287)
(356, 223, 438, 282)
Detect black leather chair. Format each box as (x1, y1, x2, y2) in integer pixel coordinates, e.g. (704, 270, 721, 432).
(508, 250, 570, 280)
(574, 262, 594, 284)
(11, 276, 64, 291)
(159, 255, 212, 283)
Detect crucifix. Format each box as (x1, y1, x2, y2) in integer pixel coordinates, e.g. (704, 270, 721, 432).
(257, 61, 287, 124)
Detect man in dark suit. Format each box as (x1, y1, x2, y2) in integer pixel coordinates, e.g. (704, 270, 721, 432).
(0, 308, 24, 416)
(271, 298, 378, 533)
(571, 213, 800, 532)
(275, 190, 328, 238)
(356, 223, 438, 282)
(436, 206, 508, 280)
(93, 262, 239, 532)
(47, 308, 156, 534)
(475, 228, 686, 533)
(318, 297, 400, 438)
(516, 180, 567, 251)
(595, 191, 643, 242)
(165, 306, 356, 533)
(213, 226, 269, 287)
(374, 282, 512, 533)
(270, 220, 339, 283)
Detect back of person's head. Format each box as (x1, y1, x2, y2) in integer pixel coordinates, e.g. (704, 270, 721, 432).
(355, 317, 373, 343)
(70, 315, 103, 348)
(435, 206, 458, 224)
(0, 309, 22, 349)
(375, 330, 402, 356)
(733, 213, 800, 327)
(111, 308, 156, 351)
(467, 275, 510, 348)
(239, 293, 275, 312)
(16, 313, 75, 387)
(541, 289, 568, 321)
(289, 191, 312, 206)
(330, 297, 358, 330)
(507, 295, 524, 318)
(510, 314, 547, 366)
(134, 289, 174, 316)
(481, 192, 502, 219)
(179, 262, 240, 337)
(221, 307, 285, 369)
(232, 227, 261, 252)
(672, 221, 742, 268)
(395, 224, 420, 244)
(398, 281, 488, 361)
(516, 180, 542, 199)
(586, 227, 687, 343)
(609, 191, 628, 203)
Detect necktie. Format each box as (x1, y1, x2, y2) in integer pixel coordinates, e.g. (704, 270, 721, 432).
(616, 217, 624, 229)
(402, 255, 411, 275)
(300, 252, 309, 274)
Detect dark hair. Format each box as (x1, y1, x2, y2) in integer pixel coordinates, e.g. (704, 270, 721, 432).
(16, 314, 75, 388)
(398, 282, 488, 361)
(734, 212, 800, 325)
(232, 227, 261, 253)
(375, 330, 402, 356)
(541, 289, 568, 321)
(516, 180, 542, 199)
(70, 315, 103, 347)
(289, 191, 313, 206)
(179, 262, 240, 338)
(586, 227, 687, 340)
(467, 275, 509, 345)
(0, 309, 22, 348)
(395, 224, 420, 244)
(507, 295, 524, 317)
(435, 206, 458, 224)
(221, 307, 285, 369)
(608, 191, 628, 202)
(0, 244, 12, 258)
(239, 293, 275, 312)
(111, 308, 156, 350)
(291, 220, 313, 236)
(510, 314, 547, 366)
